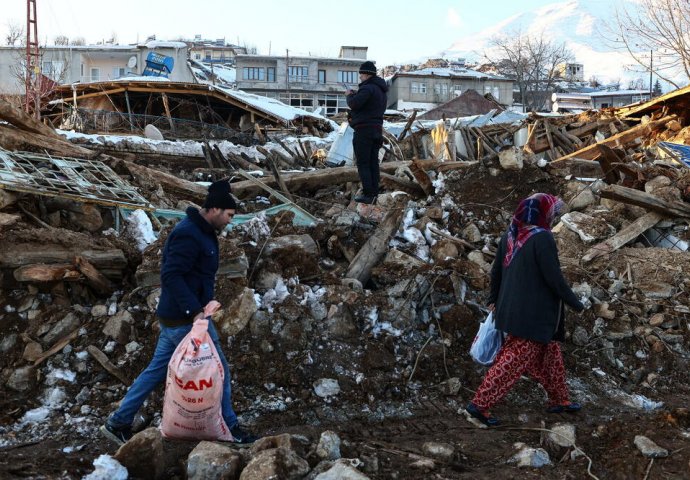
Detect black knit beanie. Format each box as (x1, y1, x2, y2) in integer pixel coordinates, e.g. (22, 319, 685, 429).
(359, 61, 377, 75)
(202, 179, 237, 210)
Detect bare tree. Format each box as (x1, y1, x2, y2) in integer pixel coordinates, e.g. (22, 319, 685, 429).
(627, 78, 646, 90)
(588, 75, 602, 88)
(486, 32, 573, 112)
(5, 21, 24, 46)
(54, 35, 70, 46)
(605, 0, 690, 88)
(71, 37, 86, 46)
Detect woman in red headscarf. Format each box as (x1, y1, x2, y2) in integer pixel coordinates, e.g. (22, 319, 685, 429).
(466, 193, 585, 426)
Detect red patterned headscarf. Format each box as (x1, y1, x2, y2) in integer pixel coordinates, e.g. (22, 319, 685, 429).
(503, 193, 563, 267)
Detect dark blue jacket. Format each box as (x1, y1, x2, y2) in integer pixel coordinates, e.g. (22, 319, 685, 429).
(346, 76, 388, 129)
(157, 207, 219, 325)
(489, 232, 584, 344)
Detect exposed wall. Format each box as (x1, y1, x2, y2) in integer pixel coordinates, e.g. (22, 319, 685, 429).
(388, 75, 513, 110)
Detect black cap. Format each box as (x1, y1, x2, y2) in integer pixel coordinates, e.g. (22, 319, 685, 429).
(202, 179, 237, 210)
(359, 61, 377, 75)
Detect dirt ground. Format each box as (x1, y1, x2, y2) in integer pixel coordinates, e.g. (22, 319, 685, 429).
(1, 163, 690, 479)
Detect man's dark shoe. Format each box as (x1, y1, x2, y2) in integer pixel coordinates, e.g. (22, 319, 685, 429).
(354, 194, 377, 204)
(466, 402, 500, 427)
(100, 421, 133, 446)
(230, 424, 259, 444)
(546, 402, 582, 414)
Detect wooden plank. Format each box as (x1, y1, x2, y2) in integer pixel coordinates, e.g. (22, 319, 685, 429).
(160, 92, 175, 133)
(0, 98, 60, 138)
(596, 144, 622, 184)
(33, 328, 81, 366)
(380, 173, 426, 198)
(599, 184, 690, 218)
(75, 256, 114, 295)
(397, 110, 417, 142)
(552, 115, 677, 163)
(87, 345, 131, 385)
(409, 160, 435, 196)
(13, 264, 81, 282)
(583, 212, 663, 263)
(345, 198, 407, 283)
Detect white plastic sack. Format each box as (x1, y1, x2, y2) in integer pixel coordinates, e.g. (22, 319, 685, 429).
(469, 312, 504, 366)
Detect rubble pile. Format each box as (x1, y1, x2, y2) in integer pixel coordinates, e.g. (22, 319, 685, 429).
(1, 89, 690, 479)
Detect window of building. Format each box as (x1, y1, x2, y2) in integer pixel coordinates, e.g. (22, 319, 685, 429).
(42, 61, 65, 81)
(318, 70, 326, 84)
(492, 86, 500, 100)
(267, 67, 276, 82)
(434, 83, 448, 96)
(411, 82, 427, 94)
(243, 67, 265, 80)
(80, 63, 84, 78)
(600, 103, 610, 108)
(111, 67, 126, 79)
(279, 92, 314, 109)
(90, 68, 100, 82)
(194, 53, 202, 60)
(317, 93, 348, 116)
(338, 70, 357, 84)
(288, 66, 309, 83)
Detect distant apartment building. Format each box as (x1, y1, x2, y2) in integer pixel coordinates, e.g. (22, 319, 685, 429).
(0, 41, 194, 96)
(557, 62, 584, 82)
(234, 46, 368, 116)
(551, 89, 651, 112)
(187, 36, 247, 64)
(387, 63, 514, 111)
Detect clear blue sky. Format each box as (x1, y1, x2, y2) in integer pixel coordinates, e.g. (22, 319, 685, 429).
(3, 0, 554, 65)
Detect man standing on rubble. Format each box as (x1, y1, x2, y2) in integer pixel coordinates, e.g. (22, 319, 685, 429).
(101, 179, 258, 445)
(346, 60, 388, 205)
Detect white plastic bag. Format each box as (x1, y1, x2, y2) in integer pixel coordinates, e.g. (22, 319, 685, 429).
(469, 312, 504, 366)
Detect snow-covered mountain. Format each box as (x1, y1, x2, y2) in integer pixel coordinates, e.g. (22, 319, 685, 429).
(442, 0, 655, 88)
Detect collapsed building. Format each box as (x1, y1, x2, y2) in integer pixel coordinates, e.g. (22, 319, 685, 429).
(0, 81, 689, 479)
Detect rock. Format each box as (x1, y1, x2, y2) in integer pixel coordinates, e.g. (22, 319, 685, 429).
(313, 459, 370, 480)
(410, 457, 436, 469)
(572, 326, 590, 346)
(594, 302, 616, 320)
(326, 304, 357, 341)
(508, 443, 551, 467)
(264, 234, 318, 256)
(334, 210, 360, 227)
(0, 333, 18, 353)
(566, 184, 596, 211)
(0, 189, 18, 209)
(426, 207, 444, 220)
(439, 377, 462, 396)
(341, 278, 363, 293)
(547, 423, 576, 448)
(314, 378, 340, 398)
(645, 175, 671, 194)
(68, 204, 103, 232)
(250, 434, 309, 457)
(462, 223, 482, 243)
(144, 124, 164, 140)
(216, 288, 257, 337)
(422, 442, 455, 461)
(649, 313, 665, 327)
(91, 305, 108, 318)
(316, 431, 341, 460)
(42, 312, 82, 347)
(113, 427, 165, 479)
(0, 212, 20, 228)
(186, 441, 242, 480)
(634, 435, 669, 458)
(383, 248, 428, 269)
(239, 447, 309, 480)
(498, 146, 524, 170)
(637, 282, 675, 299)
(467, 250, 491, 273)
(250, 310, 271, 337)
(6, 365, 35, 392)
(431, 240, 459, 262)
(102, 311, 134, 344)
(22, 341, 43, 362)
(255, 270, 282, 290)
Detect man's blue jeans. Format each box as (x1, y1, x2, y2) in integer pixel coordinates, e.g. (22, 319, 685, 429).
(109, 320, 238, 429)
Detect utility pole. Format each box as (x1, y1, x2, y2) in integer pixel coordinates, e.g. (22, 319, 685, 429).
(649, 49, 653, 98)
(25, 0, 40, 118)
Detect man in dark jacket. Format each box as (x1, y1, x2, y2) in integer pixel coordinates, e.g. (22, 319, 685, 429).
(346, 60, 388, 204)
(101, 179, 257, 445)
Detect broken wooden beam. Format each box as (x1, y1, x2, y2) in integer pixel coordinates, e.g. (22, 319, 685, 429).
(600, 184, 690, 218)
(0, 98, 62, 139)
(582, 212, 663, 263)
(86, 345, 130, 385)
(552, 115, 677, 163)
(13, 264, 82, 283)
(75, 256, 115, 295)
(344, 198, 407, 283)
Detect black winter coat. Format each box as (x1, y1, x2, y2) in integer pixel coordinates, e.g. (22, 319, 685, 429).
(346, 76, 388, 129)
(157, 207, 219, 325)
(488, 231, 584, 344)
